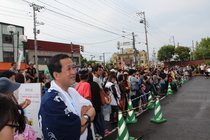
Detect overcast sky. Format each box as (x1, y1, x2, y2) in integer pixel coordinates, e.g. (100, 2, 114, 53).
(1, 0, 210, 62)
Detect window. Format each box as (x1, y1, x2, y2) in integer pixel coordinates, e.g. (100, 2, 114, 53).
(38, 56, 51, 64)
(72, 57, 79, 65)
(140, 54, 145, 58)
(3, 51, 14, 62)
(2, 34, 13, 44)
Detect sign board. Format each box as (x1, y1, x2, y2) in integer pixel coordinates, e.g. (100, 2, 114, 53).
(123, 42, 131, 46)
(17, 83, 42, 138)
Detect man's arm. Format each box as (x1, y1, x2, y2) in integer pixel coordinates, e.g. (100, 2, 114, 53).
(80, 106, 95, 134)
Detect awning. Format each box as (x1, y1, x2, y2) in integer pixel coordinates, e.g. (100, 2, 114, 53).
(0, 62, 28, 71)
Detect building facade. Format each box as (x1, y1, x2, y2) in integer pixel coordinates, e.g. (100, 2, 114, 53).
(25, 39, 81, 71)
(112, 48, 147, 68)
(0, 22, 81, 71)
(0, 22, 24, 62)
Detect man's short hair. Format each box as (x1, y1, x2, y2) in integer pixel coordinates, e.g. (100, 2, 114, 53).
(78, 68, 89, 80)
(48, 54, 70, 79)
(92, 65, 102, 73)
(11, 62, 16, 66)
(128, 69, 137, 75)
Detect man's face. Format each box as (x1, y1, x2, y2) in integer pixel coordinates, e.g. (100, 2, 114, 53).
(57, 58, 76, 87)
(12, 64, 17, 69)
(95, 67, 102, 76)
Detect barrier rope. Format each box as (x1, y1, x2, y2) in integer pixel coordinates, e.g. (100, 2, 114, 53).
(120, 97, 157, 114)
(131, 92, 150, 101)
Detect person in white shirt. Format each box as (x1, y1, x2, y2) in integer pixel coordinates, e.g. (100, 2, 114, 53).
(105, 74, 120, 124)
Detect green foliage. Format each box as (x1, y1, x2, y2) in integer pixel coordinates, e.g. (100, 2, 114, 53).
(174, 46, 190, 61)
(157, 45, 175, 61)
(80, 54, 87, 66)
(107, 58, 114, 66)
(194, 37, 210, 60)
(80, 54, 98, 66)
(204, 61, 210, 65)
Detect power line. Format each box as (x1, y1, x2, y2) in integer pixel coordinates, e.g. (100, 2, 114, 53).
(53, 0, 122, 32)
(38, 16, 114, 40)
(0, 5, 29, 12)
(41, 31, 124, 45)
(0, 13, 31, 20)
(148, 32, 168, 45)
(36, 0, 123, 37)
(70, 0, 140, 32)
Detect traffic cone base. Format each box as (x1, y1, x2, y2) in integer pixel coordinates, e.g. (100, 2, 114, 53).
(147, 104, 155, 109)
(150, 118, 167, 123)
(116, 111, 135, 140)
(150, 98, 167, 123)
(167, 92, 173, 95)
(116, 136, 135, 140)
(126, 118, 138, 123)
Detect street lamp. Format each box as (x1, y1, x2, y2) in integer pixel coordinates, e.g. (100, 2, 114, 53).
(19, 35, 28, 63)
(7, 25, 28, 63)
(90, 55, 95, 60)
(7, 25, 19, 62)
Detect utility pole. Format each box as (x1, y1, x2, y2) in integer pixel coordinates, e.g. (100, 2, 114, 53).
(143, 12, 149, 66)
(30, 3, 44, 79)
(137, 12, 149, 66)
(132, 32, 137, 68)
(152, 48, 157, 68)
(103, 53, 105, 64)
(172, 36, 176, 48)
(70, 42, 73, 60)
(192, 40, 195, 60)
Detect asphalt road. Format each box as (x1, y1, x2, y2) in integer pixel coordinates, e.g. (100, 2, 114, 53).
(104, 76, 210, 140)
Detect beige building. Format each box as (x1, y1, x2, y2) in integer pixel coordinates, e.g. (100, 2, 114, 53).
(112, 48, 147, 68)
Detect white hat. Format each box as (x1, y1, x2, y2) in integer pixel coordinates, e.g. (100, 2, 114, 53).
(29, 61, 34, 65)
(110, 69, 116, 72)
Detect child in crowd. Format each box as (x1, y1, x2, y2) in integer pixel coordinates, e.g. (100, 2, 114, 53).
(184, 70, 189, 80)
(102, 87, 111, 122)
(102, 87, 111, 135)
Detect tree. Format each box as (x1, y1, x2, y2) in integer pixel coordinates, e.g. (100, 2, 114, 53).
(194, 37, 210, 60)
(157, 45, 175, 62)
(80, 54, 87, 66)
(174, 46, 190, 61)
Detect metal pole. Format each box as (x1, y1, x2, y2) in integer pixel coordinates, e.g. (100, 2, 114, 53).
(71, 42, 73, 60)
(23, 42, 26, 63)
(143, 12, 149, 66)
(17, 31, 19, 62)
(103, 53, 105, 64)
(132, 32, 137, 68)
(30, 3, 43, 78)
(172, 36, 176, 48)
(11, 33, 15, 62)
(192, 40, 195, 60)
(33, 5, 39, 79)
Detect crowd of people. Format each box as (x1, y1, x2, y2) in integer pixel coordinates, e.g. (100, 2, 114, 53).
(0, 54, 210, 140)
